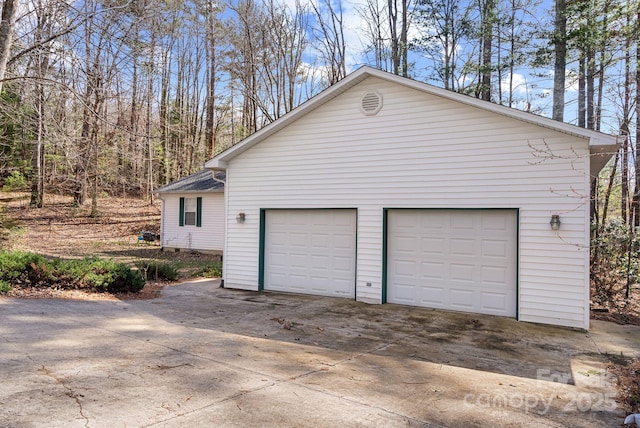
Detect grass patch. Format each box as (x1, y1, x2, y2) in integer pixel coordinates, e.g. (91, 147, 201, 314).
(194, 260, 222, 278)
(0, 250, 145, 293)
(135, 261, 179, 281)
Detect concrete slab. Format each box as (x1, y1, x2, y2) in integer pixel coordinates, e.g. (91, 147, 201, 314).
(0, 279, 635, 427)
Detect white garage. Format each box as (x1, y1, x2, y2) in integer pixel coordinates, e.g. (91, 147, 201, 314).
(206, 67, 618, 329)
(386, 209, 518, 317)
(263, 209, 357, 298)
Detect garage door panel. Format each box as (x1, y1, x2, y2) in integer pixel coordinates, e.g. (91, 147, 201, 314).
(482, 240, 507, 257)
(422, 237, 445, 254)
(264, 210, 356, 298)
(451, 215, 474, 231)
(450, 289, 474, 309)
(450, 238, 475, 256)
(450, 263, 475, 282)
(421, 261, 445, 280)
(482, 265, 508, 284)
(482, 292, 508, 311)
(420, 286, 446, 306)
(483, 215, 508, 231)
(387, 209, 517, 317)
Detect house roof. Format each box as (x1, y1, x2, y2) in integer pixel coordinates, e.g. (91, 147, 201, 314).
(155, 169, 225, 194)
(204, 66, 619, 176)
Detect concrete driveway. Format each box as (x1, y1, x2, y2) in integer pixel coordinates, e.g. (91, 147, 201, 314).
(1, 280, 638, 427)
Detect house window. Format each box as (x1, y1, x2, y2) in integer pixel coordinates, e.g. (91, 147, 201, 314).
(184, 198, 197, 225)
(179, 197, 202, 227)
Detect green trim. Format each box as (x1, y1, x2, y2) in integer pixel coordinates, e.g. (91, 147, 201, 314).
(196, 197, 202, 227)
(353, 209, 358, 302)
(179, 197, 185, 226)
(260, 207, 357, 211)
(258, 209, 266, 291)
(515, 208, 520, 320)
(381, 208, 388, 303)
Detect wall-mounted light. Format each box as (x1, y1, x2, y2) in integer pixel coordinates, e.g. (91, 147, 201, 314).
(236, 212, 246, 223)
(550, 214, 561, 231)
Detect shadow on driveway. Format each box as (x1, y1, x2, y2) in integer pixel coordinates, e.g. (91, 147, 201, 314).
(0, 279, 634, 427)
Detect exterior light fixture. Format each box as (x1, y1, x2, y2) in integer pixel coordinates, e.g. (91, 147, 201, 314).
(236, 212, 246, 223)
(550, 214, 561, 231)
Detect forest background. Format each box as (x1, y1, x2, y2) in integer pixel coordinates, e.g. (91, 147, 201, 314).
(0, 0, 639, 309)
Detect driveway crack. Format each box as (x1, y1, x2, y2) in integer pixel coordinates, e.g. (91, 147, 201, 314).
(34, 357, 90, 428)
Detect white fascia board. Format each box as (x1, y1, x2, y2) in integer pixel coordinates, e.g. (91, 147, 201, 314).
(204, 158, 228, 169)
(156, 189, 224, 194)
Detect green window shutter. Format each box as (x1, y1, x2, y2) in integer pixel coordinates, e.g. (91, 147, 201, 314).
(196, 197, 202, 227)
(179, 197, 185, 226)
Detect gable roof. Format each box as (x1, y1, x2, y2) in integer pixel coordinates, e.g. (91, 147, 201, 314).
(155, 169, 225, 194)
(205, 66, 619, 175)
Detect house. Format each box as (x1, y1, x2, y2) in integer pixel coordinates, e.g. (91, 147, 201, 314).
(204, 66, 618, 330)
(155, 169, 225, 254)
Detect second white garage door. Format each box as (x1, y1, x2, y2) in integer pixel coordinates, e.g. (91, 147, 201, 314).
(387, 209, 517, 317)
(264, 209, 356, 298)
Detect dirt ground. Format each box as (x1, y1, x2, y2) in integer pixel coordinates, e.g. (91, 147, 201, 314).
(0, 192, 219, 300)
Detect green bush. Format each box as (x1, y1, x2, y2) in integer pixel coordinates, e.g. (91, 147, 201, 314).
(136, 261, 179, 281)
(0, 251, 48, 281)
(194, 261, 222, 278)
(0, 251, 145, 293)
(2, 171, 28, 191)
(0, 280, 10, 293)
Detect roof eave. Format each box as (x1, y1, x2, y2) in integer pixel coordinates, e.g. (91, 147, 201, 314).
(155, 188, 224, 195)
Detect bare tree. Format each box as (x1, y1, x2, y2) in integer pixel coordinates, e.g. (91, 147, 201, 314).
(0, 0, 19, 93)
(311, 0, 347, 85)
(552, 0, 566, 121)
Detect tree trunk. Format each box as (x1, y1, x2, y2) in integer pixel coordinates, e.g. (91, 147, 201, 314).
(578, 55, 586, 127)
(632, 10, 640, 226)
(552, 0, 566, 121)
(0, 0, 19, 93)
(400, 0, 408, 77)
(481, 0, 494, 102)
(388, 0, 399, 75)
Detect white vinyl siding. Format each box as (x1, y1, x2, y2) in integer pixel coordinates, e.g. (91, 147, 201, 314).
(222, 76, 592, 329)
(161, 193, 224, 252)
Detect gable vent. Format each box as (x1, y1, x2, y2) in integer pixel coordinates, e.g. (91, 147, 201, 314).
(360, 91, 383, 116)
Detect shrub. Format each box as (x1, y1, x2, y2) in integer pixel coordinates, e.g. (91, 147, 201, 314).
(136, 261, 179, 281)
(0, 251, 48, 281)
(194, 261, 222, 278)
(0, 280, 10, 293)
(2, 171, 28, 191)
(0, 251, 145, 293)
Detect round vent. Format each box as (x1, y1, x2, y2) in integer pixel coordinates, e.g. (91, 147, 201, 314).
(360, 91, 383, 116)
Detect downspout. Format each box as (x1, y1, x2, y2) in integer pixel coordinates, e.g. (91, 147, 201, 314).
(211, 170, 226, 185)
(156, 192, 165, 251)
(210, 169, 226, 288)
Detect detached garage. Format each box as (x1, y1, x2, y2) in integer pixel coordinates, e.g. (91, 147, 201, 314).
(205, 66, 618, 330)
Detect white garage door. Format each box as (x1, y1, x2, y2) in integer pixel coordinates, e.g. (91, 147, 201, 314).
(264, 209, 356, 298)
(387, 209, 517, 317)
